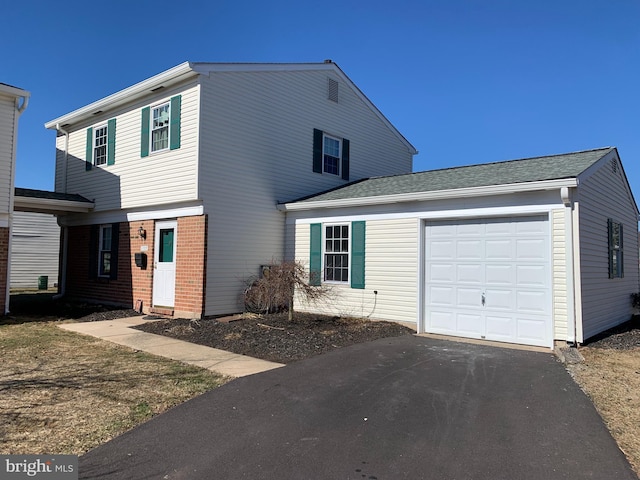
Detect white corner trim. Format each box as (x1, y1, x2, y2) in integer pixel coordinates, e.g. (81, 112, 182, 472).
(280, 178, 578, 211)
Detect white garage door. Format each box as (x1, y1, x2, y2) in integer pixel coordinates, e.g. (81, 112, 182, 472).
(425, 215, 551, 347)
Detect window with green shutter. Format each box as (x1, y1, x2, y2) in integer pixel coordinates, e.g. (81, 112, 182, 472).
(141, 95, 181, 156)
(86, 120, 116, 170)
(310, 221, 365, 288)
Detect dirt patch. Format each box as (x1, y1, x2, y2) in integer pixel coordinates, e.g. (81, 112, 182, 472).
(135, 313, 416, 364)
(0, 320, 227, 455)
(567, 317, 640, 476)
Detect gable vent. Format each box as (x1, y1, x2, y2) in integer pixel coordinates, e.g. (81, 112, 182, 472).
(328, 78, 338, 103)
(611, 158, 618, 174)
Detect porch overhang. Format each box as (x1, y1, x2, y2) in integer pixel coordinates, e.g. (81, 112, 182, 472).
(14, 188, 94, 215)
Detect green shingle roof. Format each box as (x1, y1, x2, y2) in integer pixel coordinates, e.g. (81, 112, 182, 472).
(292, 147, 613, 203)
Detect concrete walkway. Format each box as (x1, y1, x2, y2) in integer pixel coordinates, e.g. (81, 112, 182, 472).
(59, 317, 284, 377)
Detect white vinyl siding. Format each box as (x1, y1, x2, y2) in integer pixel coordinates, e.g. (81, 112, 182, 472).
(294, 218, 418, 322)
(551, 209, 568, 339)
(577, 155, 639, 341)
(54, 80, 200, 210)
(10, 212, 60, 289)
(198, 70, 413, 315)
(0, 94, 17, 215)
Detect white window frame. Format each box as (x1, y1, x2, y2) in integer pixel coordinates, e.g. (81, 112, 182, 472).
(98, 224, 112, 277)
(151, 101, 171, 153)
(323, 134, 341, 176)
(609, 219, 624, 278)
(323, 223, 350, 284)
(93, 124, 108, 166)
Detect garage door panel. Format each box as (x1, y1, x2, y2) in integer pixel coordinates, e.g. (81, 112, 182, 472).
(457, 264, 482, 283)
(456, 287, 483, 307)
(430, 264, 455, 282)
(430, 311, 456, 332)
(485, 315, 515, 340)
(486, 239, 513, 260)
(516, 265, 546, 287)
(485, 288, 513, 310)
(430, 240, 455, 259)
(457, 240, 482, 259)
(425, 215, 551, 348)
(485, 264, 513, 285)
(516, 238, 546, 260)
(430, 286, 455, 306)
(457, 313, 483, 336)
(516, 317, 548, 346)
(516, 290, 548, 314)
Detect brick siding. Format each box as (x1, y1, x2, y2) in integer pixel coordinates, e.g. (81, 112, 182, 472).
(0, 227, 8, 313)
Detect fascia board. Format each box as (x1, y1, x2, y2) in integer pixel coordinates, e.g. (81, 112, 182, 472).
(279, 178, 578, 211)
(44, 62, 196, 129)
(0, 84, 29, 98)
(13, 197, 94, 213)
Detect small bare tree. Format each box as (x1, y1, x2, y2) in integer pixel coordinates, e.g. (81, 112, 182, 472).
(243, 260, 331, 321)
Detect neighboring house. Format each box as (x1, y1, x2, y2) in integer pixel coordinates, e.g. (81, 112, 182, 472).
(0, 83, 29, 313)
(10, 211, 60, 290)
(281, 147, 639, 348)
(45, 62, 417, 318)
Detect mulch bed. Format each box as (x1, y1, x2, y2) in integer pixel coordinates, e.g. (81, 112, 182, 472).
(582, 316, 640, 350)
(134, 313, 415, 364)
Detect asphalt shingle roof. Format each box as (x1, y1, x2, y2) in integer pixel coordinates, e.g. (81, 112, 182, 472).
(15, 187, 93, 204)
(292, 147, 613, 203)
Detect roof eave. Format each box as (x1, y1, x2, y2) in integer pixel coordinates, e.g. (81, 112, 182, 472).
(0, 83, 29, 98)
(13, 196, 95, 214)
(44, 62, 197, 129)
(279, 178, 578, 211)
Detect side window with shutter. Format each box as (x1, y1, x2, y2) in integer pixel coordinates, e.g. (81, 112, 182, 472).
(141, 95, 181, 157)
(85, 119, 116, 170)
(312, 129, 350, 181)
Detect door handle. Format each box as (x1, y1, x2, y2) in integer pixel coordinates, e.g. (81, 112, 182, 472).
(481, 292, 486, 306)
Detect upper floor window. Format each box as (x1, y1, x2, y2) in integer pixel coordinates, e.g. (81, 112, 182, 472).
(85, 119, 116, 170)
(141, 95, 182, 158)
(608, 219, 624, 278)
(323, 135, 341, 176)
(312, 128, 350, 181)
(152, 102, 170, 152)
(93, 125, 108, 166)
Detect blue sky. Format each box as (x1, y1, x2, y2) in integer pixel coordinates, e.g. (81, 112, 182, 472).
(2, 0, 639, 197)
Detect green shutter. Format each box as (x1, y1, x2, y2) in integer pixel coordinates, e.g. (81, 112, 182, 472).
(170, 95, 181, 150)
(141, 107, 150, 157)
(351, 221, 365, 289)
(341, 138, 350, 181)
(312, 129, 323, 173)
(85, 127, 93, 171)
(107, 118, 116, 165)
(309, 223, 322, 286)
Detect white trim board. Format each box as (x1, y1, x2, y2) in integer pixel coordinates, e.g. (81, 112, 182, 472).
(59, 202, 204, 226)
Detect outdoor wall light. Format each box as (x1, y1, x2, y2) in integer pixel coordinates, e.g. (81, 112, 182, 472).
(138, 226, 147, 239)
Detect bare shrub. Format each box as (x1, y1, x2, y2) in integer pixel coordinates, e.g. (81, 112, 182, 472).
(243, 260, 332, 321)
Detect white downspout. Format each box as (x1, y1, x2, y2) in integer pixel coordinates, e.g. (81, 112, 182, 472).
(5, 93, 30, 313)
(561, 187, 576, 344)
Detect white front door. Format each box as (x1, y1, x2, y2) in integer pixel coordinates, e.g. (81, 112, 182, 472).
(153, 220, 177, 308)
(424, 215, 551, 347)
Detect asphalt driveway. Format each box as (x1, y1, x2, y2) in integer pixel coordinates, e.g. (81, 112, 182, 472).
(80, 335, 637, 479)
